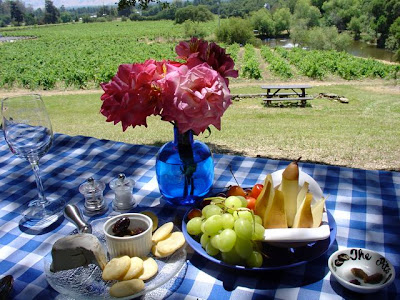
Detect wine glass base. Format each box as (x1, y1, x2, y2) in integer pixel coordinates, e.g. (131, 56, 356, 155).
(19, 198, 66, 235)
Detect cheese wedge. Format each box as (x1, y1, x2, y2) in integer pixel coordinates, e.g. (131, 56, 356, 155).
(50, 233, 107, 272)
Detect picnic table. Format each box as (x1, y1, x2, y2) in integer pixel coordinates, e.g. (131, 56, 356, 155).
(0, 132, 399, 299)
(261, 84, 313, 107)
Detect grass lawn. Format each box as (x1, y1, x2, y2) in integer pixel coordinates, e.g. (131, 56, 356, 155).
(40, 80, 400, 171)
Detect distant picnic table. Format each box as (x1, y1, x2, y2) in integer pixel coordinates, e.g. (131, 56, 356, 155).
(261, 84, 313, 107)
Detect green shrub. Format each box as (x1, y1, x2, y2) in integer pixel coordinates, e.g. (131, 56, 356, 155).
(216, 17, 254, 45)
(291, 26, 352, 51)
(183, 20, 207, 39)
(175, 5, 213, 24)
(129, 13, 144, 21)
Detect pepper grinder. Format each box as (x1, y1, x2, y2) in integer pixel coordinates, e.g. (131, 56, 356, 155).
(79, 177, 107, 216)
(109, 173, 136, 211)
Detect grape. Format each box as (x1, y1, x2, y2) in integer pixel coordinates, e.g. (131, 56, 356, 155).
(246, 250, 263, 268)
(203, 215, 223, 235)
(225, 196, 243, 212)
(254, 214, 263, 225)
(237, 210, 253, 223)
(200, 234, 210, 248)
(237, 196, 248, 207)
(205, 242, 219, 256)
(201, 221, 206, 233)
(202, 204, 222, 219)
(252, 223, 265, 241)
(234, 218, 253, 240)
(210, 234, 221, 249)
(221, 213, 234, 229)
(234, 237, 253, 259)
(219, 228, 236, 252)
(185, 193, 268, 268)
(186, 217, 203, 235)
(221, 247, 242, 265)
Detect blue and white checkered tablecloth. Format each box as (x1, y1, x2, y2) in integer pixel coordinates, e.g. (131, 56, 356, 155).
(0, 132, 399, 300)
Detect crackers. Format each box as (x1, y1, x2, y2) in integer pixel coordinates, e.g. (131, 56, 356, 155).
(121, 257, 144, 281)
(152, 222, 174, 243)
(152, 231, 185, 258)
(102, 219, 186, 298)
(102, 256, 131, 281)
(109, 279, 145, 298)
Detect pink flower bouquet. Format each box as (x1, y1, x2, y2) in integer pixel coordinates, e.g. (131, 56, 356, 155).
(100, 38, 238, 135)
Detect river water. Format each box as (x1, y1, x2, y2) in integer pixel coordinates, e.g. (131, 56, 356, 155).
(264, 38, 396, 62)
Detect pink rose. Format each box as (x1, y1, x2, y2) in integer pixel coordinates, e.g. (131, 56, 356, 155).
(160, 63, 232, 135)
(176, 37, 238, 84)
(100, 60, 176, 131)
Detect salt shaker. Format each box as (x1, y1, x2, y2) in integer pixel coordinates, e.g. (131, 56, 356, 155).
(109, 173, 136, 211)
(79, 177, 107, 216)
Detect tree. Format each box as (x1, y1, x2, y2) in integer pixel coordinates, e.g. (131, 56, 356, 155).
(216, 17, 255, 44)
(251, 9, 275, 37)
(10, 1, 24, 25)
(175, 5, 213, 24)
(274, 7, 291, 34)
(385, 17, 400, 58)
(348, 16, 361, 40)
(322, 0, 360, 31)
(369, 0, 400, 48)
(60, 11, 72, 23)
(118, 0, 169, 10)
(24, 12, 36, 25)
(44, 0, 59, 24)
(293, 0, 321, 28)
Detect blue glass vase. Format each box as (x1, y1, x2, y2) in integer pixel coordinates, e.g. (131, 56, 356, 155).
(156, 126, 214, 205)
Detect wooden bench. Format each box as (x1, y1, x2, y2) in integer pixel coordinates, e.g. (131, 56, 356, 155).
(260, 92, 300, 97)
(261, 84, 313, 107)
(262, 96, 314, 107)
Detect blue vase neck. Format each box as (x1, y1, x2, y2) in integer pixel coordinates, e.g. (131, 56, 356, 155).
(173, 126, 193, 146)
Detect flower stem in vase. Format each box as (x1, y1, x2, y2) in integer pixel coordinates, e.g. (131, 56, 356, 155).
(156, 126, 214, 206)
(176, 129, 197, 199)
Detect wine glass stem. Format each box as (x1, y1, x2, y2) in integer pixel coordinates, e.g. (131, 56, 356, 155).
(30, 160, 48, 207)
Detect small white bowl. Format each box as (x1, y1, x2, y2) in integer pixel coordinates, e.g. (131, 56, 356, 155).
(103, 213, 153, 258)
(328, 248, 395, 293)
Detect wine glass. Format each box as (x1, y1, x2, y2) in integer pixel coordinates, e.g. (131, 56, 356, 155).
(1, 94, 65, 233)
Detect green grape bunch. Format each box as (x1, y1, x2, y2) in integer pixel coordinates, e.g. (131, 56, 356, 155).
(186, 195, 265, 268)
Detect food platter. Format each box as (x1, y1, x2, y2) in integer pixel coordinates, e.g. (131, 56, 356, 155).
(183, 209, 336, 271)
(44, 218, 187, 300)
(182, 169, 337, 271)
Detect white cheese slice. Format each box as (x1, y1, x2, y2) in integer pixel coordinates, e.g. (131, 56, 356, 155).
(50, 233, 107, 272)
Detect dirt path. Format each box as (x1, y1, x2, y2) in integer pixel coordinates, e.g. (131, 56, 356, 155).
(0, 79, 398, 99)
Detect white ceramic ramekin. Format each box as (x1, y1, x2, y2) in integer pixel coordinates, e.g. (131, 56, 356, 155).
(103, 213, 153, 258)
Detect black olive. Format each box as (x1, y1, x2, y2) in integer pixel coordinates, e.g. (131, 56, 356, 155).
(112, 217, 130, 236)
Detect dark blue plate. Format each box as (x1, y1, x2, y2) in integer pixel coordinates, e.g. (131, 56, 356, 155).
(182, 209, 337, 271)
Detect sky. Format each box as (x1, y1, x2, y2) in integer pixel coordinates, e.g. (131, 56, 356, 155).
(22, 1, 119, 9)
